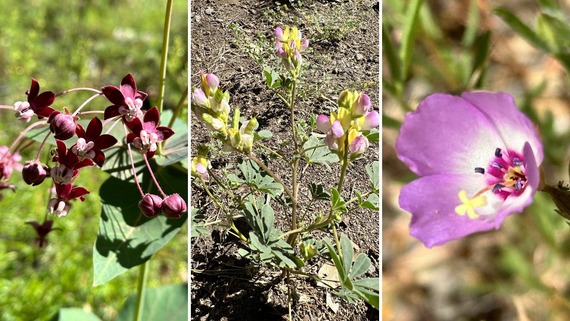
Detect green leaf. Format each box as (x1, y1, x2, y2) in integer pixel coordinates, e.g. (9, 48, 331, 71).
(461, 0, 480, 48)
(115, 284, 188, 321)
(190, 208, 209, 238)
(303, 136, 339, 169)
(469, 31, 491, 88)
(382, 113, 401, 130)
(331, 188, 347, 215)
(361, 193, 379, 211)
(366, 161, 379, 191)
(255, 129, 273, 140)
(349, 253, 371, 279)
(494, 8, 551, 53)
(353, 278, 380, 310)
(323, 237, 347, 282)
(93, 168, 187, 286)
(364, 128, 379, 143)
(261, 202, 275, 240)
(340, 234, 353, 281)
(399, 0, 424, 81)
(309, 182, 330, 201)
(154, 109, 188, 168)
(50, 308, 102, 321)
(263, 66, 281, 89)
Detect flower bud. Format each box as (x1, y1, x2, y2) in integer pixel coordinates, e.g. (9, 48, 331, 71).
(349, 135, 369, 155)
(353, 94, 371, 117)
(162, 194, 187, 219)
(139, 193, 163, 218)
(330, 120, 344, 138)
(300, 39, 309, 51)
(48, 198, 70, 217)
(192, 88, 209, 107)
(243, 118, 258, 135)
(14, 101, 34, 123)
(205, 73, 220, 92)
(316, 114, 331, 133)
(275, 27, 285, 41)
(48, 112, 77, 140)
(22, 161, 48, 186)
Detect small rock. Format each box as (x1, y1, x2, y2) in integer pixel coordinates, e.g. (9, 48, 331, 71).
(195, 15, 201, 23)
(205, 7, 214, 15)
(356, 53, 364, 60)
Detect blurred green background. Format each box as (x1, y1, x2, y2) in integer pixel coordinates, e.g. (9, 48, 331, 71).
(0, 0, 188, 320)
(383, 0, 570, 320)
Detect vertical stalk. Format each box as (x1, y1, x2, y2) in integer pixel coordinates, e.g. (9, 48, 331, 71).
(156, 0, 173, 156)
(287, 78, 300, 245)
(133, 260, 150, 321)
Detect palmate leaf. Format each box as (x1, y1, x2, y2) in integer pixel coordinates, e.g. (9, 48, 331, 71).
(303, 135, 339, 169)
(93, 165, 187, 286)
(115, 283, 188, 321)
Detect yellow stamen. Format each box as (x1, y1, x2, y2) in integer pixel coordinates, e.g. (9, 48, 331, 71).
(454, 190, 487, 219)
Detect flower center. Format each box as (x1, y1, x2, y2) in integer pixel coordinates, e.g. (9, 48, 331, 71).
(71, 138, 95, 160)
(455, 147, 528, 219)
(132, 130, 158, 153)
(119, 97, 143, 122)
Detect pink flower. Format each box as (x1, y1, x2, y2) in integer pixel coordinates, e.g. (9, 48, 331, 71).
(0, 146, 22, 181)
(396, 92, 543, 247)
(102, 73, 148, 122)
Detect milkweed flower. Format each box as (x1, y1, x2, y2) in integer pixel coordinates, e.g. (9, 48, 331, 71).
(396, 92, 543, 247)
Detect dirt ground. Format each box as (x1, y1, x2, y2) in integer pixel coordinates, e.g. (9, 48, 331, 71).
(190, 0, 379, 320)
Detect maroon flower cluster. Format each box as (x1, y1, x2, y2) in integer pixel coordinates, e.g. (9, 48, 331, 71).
(11, 73, 186, 220)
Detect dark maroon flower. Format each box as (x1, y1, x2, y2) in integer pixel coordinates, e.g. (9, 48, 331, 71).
(126, 107, 174, 159)
(139, 193, 163, 218)
(22, 161, 48, 186)
(26, 78, 56, 118)
(53, 140, 94, 171)
(162, 194, 187, 219)
(48, 183, 90, 217)
(101, 73, 148, 122)
(26, 220, 61, 248)
(48, 111, 77, 140)
(73, 117, 118, 167)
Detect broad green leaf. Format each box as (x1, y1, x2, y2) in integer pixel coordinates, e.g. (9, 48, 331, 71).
(154, 109, 188, 168)
(303, 136, 339, 169)
(353, 278, 380, 310)
(115, 283, 188, 321)
(366, 161, 379, 191)
(263, 66, 281, 89)
(494, 8, 550, 53)
(50, 308, 102, 321)
(261, 203, 275, 241)
(93, 167, 187, 286)
(349, 253, 371, 279)
(399, 0, 424, 81)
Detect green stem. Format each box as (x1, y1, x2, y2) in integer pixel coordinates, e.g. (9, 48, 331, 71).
(133, 260, 149, 321)
(167, 86, 188, 129)
(156, 0, 173, 156)
(248, 153, 294, 202)
(202, 180, 248, 242)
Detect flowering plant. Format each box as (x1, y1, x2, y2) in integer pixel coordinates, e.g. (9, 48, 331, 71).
(191, 26, 380, 313)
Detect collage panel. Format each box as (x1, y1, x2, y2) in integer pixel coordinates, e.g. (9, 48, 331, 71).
(190, 0, 380, 320)
(383, 0, 570, 320)
(0, 0, 189, 320)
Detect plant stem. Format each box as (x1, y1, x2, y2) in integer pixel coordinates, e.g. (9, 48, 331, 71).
(248, 153, 294, 202)
(156, 0, 173, 157)
(202, 180, 248, 242)
(167, 86, 188, 129)
(133, 259, 149, 321)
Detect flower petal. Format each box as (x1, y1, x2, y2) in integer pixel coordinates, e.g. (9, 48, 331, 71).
(86, 117, 103, 139)
(400, 173, 503, 247)
(101, 85, 125, 106)
(396, 93, 505, 176)
(460, 92, 543, 165)
(93, 134, 118, 150)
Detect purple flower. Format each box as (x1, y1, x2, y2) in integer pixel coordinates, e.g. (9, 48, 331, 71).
(396, 92, 543, 247)
(101, 73, 148, 122)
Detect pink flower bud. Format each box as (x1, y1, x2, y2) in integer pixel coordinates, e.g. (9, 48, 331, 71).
(274, 27, 284, 41)
(162, 194, 187, 219)
(192, 88, 209, 106)
(205, 74, 220, 92)
(353, 94, 371, 116)
(48, 112, 77, 140)
(293, 50, 303, 68)
(300, 39, 309, 51)
(349, 135, 369, 155)
(139, 194, 163, 218)
(316, 114, 331, 133)
(22, 161, 48, 186)
(330, 120, 344, 138)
